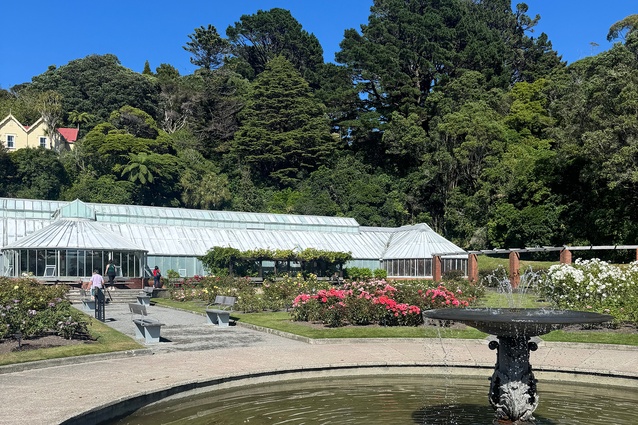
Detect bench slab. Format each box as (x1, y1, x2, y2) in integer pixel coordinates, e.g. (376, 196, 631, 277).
(136, 295, 151, 306)
(205, 309, 231, 327)
(132, 318, 164, 343)
(81, 298, 95, 312)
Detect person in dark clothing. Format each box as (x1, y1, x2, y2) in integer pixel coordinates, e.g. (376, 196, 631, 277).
(153, 266, 162, 288)
(105, 260, 117, 288)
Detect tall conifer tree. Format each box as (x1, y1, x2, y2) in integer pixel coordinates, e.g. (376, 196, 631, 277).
(231, 56, 336, 188)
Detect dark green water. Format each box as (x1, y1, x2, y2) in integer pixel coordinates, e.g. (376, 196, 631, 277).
(110, 375, 638, 424)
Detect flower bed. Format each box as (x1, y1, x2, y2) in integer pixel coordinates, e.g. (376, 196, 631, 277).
(0, 277, 89, 340)
(167, 274, 481, 327)
(539, 259, 638, 323)
(291, 280, 474, 327)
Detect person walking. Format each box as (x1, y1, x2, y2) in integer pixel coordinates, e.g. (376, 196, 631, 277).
(152, 266, 162, 288)
(90, 269, 104, 298)
(105, 259, 117, 289)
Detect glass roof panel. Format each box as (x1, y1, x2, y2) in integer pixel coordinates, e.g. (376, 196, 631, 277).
(0, 197, 465, 260)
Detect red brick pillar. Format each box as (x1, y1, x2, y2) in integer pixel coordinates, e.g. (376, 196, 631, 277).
(509, 251, 520, 289)
(635, 248, 638, 262)
(560, 248, 572, 265)
(433, 255, 442, 282)
(468, 253, 479, 283)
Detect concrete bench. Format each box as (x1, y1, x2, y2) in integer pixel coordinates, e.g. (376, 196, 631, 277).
(79, 288, 95, 312)
(205, 295, 236, 327)
(129, 303, 164, 343)
(136, 291, 151, 306)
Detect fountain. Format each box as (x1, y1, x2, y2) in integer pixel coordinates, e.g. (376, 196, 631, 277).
(423, 307, 614, 424)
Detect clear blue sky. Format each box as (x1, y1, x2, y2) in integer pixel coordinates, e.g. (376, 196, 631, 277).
(1, 1, 635, 90)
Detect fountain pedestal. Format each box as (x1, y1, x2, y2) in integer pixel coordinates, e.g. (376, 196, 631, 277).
(423, 308, 613, 424)
(488, 336, 538, 423)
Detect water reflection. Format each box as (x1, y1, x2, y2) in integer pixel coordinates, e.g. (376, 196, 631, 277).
(108, 375, 637, 425)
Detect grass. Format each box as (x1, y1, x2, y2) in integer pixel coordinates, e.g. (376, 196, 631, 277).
(0, 316, 144, 367)
(542, 330, 638, 346)
(477, 256, 556, 272)
(476, 290, 552, 309)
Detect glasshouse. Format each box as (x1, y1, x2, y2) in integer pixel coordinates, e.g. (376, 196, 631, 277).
(0, 197, 467, 280)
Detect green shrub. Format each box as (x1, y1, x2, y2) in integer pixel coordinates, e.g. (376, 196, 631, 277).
(0, 277, 88, 339)
(344, 267, 372, 280)
(345, 295, 378, 325)
(539, 259, 638, 323)
(442, 269, 465, 281)
(291, 280, 474, 328)
(262, 274, 304, 311)
(373, 269, 388, 279)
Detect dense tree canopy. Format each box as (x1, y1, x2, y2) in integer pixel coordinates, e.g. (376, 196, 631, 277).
(226, 8, 324, 82)
(230, 56, 336, 188)
(1, 3, 637, 254)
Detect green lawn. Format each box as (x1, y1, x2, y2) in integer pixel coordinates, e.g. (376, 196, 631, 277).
(476, 290, 551, 309)
(0, 316, 143, 367)
(477, 256, 556, 272)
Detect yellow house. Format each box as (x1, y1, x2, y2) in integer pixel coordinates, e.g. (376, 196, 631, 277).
(0, 114, 78, 152)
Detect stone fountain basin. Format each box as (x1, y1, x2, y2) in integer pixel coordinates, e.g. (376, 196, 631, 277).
(423, 308, 614, 337)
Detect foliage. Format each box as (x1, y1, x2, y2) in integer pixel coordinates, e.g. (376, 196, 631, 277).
(291, 279, 476, 328)
(344, 267, 372, 280)
(4, 6, 638, 258)
(60, 172, 134, 204)
(199, 246, 351, 277)
(539, 259, 638, 323)
(261, 273, 332, 311)
(0, 277, 89, 340)
(184, 25, 229, 71)
(199, 247, 248, 276)
(226, 8, 324, 82)
(230, 55, 336, 188)
(24, 54, 159, 128)
(166, 269, 181, 279)
(7, 148, 69, 200)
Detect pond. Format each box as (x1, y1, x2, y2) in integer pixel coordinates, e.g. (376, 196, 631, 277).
(107, 374, 638, 424)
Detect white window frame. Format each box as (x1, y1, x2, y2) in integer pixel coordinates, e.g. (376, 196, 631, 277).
(6, 134, 15, 149)
(39, 136, 47, 148)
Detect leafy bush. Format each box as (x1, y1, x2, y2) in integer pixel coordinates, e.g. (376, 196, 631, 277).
(479, 267, 509, 287)
(345, 294, 378, 325)
(373, 269, 388, 279)
(291, 279, 475, 328)
(166, 269, 181, 279)
(539, 259, 638, 323)
(262, 274, 306, 311)
(0, 277, 89, 340)
(442, 269, 465, 281)
(344, 267, 373, 280)
(57, 312, 90, 339)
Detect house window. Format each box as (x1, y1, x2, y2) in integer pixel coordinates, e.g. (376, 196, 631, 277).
(6, 134, 15, 149)
(39, 136, 47, 148)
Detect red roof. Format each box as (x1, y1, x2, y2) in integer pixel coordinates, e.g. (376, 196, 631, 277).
(58, 127, 79, 143)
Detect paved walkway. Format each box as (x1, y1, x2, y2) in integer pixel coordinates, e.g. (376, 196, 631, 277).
(0, 303, 637, 424)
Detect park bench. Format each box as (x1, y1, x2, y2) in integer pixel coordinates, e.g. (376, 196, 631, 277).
(129, 303, 164, 343)
(79, 288, 95, 312)
(136, 291, 151, 306)
(205, 295, 236, 327)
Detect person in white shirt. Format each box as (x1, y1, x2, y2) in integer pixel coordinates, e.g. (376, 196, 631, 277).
(90, 269, 104, 297)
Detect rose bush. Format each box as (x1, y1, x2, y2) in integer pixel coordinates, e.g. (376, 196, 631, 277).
(539, 259, 638, 323)
(291, 280, 474, 327)
(0, 277, 88, 340)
